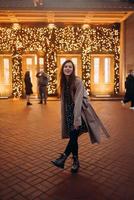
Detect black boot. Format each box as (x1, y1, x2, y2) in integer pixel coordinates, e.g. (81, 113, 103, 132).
(27, 102, 32, 106)
(44, 99, 47, 104)
(71, 156, 80, 173)
(51, 154, 67, 169)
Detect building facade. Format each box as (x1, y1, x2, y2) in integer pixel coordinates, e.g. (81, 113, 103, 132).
(0, 0, 134, 98)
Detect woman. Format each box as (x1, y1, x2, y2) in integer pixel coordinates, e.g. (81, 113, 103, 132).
(24, 71, 33, 106)
(121, 69, 134, 109)
(51, 60, 109, 173)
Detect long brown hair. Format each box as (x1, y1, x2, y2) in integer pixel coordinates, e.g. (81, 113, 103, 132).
(59, 60, 76, 96)
(24, 71, 30, 80)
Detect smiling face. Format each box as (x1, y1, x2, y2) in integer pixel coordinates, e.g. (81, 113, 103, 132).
(63, 62, 74, 76)
(60, 60, 76, 93)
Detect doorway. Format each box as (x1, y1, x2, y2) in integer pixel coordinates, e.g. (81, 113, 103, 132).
(91, 54, 114, 96)
(22, 54, 45, 97)
(0, 54, 12, 97)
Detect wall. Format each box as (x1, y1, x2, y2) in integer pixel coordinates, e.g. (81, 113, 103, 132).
(125, 13, 134, 74)
(0, 0, 133, 10)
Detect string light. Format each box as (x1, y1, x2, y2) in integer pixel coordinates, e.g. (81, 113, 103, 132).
(12, 23, 21, 31)
(0, 24, 120, 97)
(12, 47, 23, 98)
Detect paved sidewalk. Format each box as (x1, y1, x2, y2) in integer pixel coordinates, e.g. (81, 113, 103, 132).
(0, 99, 134, 200)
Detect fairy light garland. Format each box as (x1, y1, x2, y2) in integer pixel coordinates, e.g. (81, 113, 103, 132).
(82, 49, 91, 95)
(0, 24, 120, 97)
(12, 48, 23, 98)
(113, 27, 120, 94)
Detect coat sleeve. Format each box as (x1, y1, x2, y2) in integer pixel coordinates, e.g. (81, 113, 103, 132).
(73, 78, 84, 127)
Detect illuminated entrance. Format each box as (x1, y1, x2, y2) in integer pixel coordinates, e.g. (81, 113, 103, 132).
(0, 55, 12, 97)
(22, 54, 45, 97)
(91, 54, 114, 96)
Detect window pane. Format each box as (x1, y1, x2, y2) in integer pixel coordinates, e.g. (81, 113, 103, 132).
(104, 58, 110, 83)
(34, 55, 37, 65)
(39, 57, 44, 65)
(71, 58, 77, 75)
(60, 58, 66, 65)
(26, 58, 32, 65)
(94, 58, 99, 83)
(26, 58, 33, 81)
(4, 58, 10, 84)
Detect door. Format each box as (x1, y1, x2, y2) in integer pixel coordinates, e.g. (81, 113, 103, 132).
(57, 54, 82, 86)
(91, 55, 114, 96)
(22, 54, 38, 96)
(23, 54, 45, 97)
(0, 55, 12, 97)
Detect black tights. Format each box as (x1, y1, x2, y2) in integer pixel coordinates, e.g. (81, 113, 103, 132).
(64, 129, 79, 158)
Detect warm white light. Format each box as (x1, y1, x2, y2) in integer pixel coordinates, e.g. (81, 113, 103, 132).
(94, 58, 100, 84)
(39, 57, 44, 65)
(82, 24, 90, 29)
(104, 58, 110, 83)
(47, 24, 56, 30)
(3, 58, 10, 84)
(71, 58, 78, 75)
(60, 58, 66, 65)
(12, 23, 21, 30)
(35, 55, 37, 65)
(26, 58, 32, 65)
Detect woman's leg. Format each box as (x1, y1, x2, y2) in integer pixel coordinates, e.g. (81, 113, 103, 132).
(26, 95, 30, 102)
(130, 100, 134, 108)
(64, 129, 80, 173)
(123, 93, 130, 104)
(26, 95, 32, 105)
(64, 129, 79, 157)
(51, 129, 79, 169)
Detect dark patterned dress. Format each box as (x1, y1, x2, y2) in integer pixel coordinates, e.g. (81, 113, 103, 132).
(64, 84, 87, 136)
